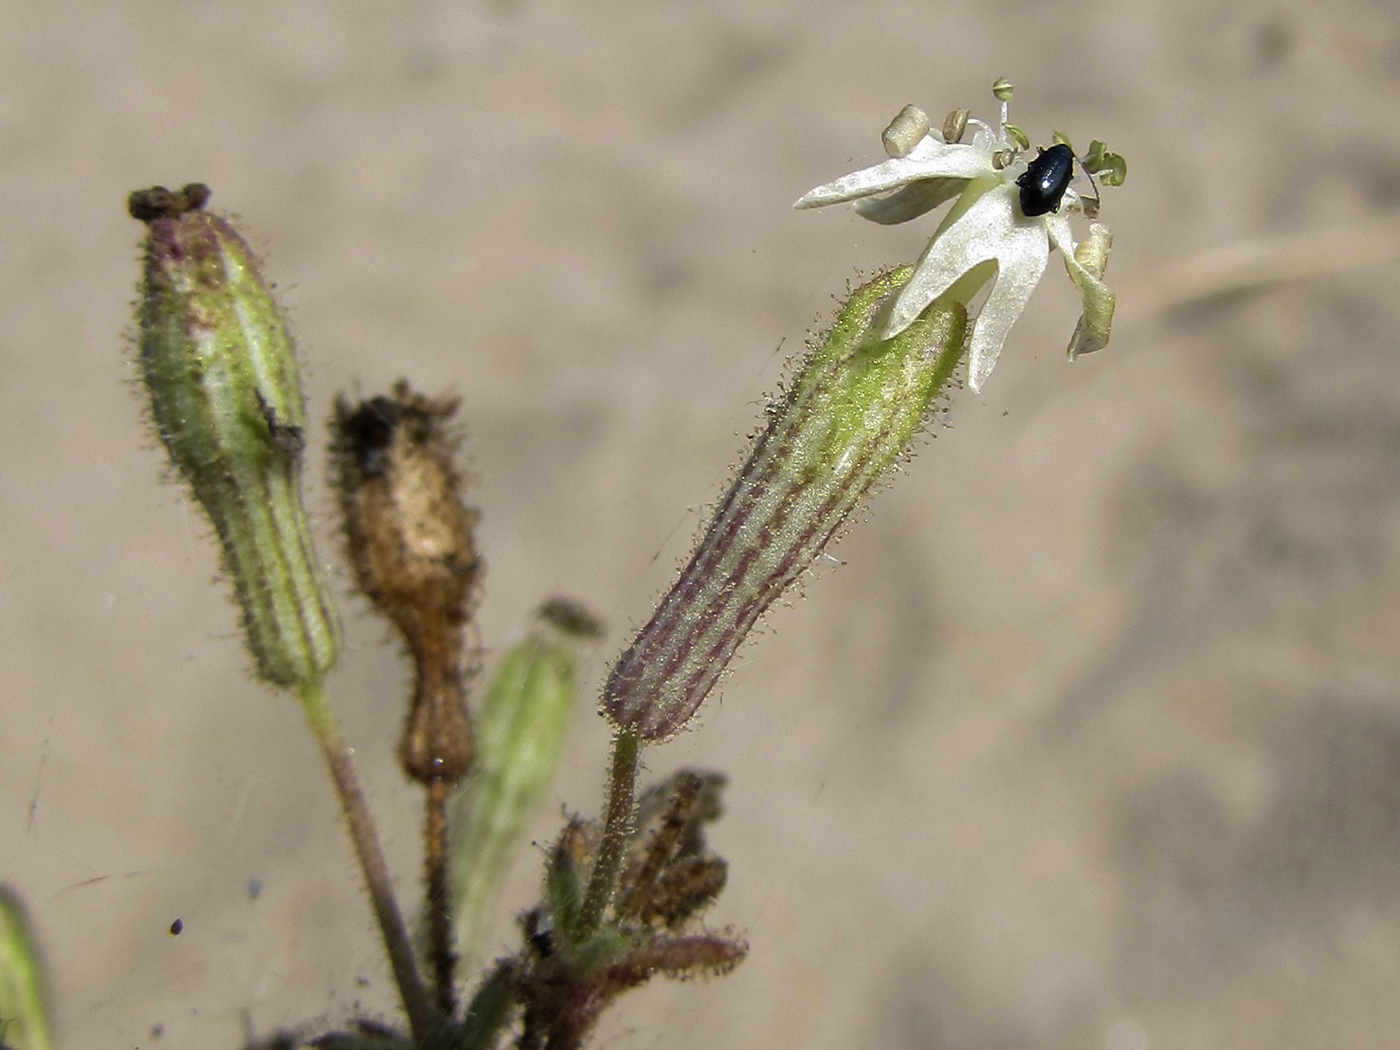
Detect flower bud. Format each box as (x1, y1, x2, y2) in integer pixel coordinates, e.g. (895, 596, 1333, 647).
(603, 269, 967, 740)
(130, 185, 339, 688)
(448, 611, 584, 964)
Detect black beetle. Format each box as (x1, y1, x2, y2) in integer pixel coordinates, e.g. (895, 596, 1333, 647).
(1016, 143, 1075, 217)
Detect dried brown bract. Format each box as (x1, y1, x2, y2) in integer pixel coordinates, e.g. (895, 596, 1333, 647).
(487, 770, 743, 1049)
(617, 771, 728, 927)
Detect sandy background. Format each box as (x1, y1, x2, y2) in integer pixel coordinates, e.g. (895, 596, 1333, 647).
(4, 1, 1400, 1048)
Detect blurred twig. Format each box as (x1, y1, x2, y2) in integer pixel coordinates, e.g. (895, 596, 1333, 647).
(1116, 210, 1400, 324)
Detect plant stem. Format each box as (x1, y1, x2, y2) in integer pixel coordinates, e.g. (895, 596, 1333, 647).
(298, 680, 442, 1047)
(575, 729, 640, 938)
(425, 777, 456, 1014)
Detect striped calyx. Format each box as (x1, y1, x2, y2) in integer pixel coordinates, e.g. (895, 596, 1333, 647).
(132, 185, 340, 688)
(603, 269, 967, 740)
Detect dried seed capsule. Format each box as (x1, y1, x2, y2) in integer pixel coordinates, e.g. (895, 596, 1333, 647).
(603, 268, 967, 740)
(331, 382, 481, 783)
(131, 185, 339, 688)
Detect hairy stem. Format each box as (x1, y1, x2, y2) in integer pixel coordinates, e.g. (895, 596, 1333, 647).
(425, 777, 456, 1014)
(575, 729, 640, 938)
(298, 681, 442, 1047)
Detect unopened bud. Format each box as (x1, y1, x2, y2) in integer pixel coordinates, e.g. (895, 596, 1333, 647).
(603, 269, 967, 740)
(448, 612, 585, 963)
(546, 819, 590, 940)
(130, 185, 339, 688)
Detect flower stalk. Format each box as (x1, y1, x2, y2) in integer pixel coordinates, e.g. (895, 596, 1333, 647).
(121, 81, 1125, 1045)
(298, 681, 442, 1047)
(574, 729, 641, 940)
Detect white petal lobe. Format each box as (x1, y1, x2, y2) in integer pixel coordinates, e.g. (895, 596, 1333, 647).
(794, 140, 994, 210)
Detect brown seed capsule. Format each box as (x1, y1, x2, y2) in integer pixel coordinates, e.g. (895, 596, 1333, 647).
(331, 381, 480, 783)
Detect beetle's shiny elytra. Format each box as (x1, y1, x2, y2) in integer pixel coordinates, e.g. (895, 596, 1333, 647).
(1016, 143, 1075, 217)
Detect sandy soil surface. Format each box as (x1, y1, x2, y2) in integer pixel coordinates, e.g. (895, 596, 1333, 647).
(4, 1, 1400, 1048)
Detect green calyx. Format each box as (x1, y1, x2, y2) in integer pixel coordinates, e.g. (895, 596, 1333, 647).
(131, 185, 339, 689)
(603, 269, 967, 741)
(792, 266, 967, 486)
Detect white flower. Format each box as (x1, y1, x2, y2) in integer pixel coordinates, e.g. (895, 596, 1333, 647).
(795, 88, 1119, 392)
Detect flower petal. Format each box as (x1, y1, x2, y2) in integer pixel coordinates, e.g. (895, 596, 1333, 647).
(880, 182, 1047, 352)
(965, 227, 1050, 391)
(1047, 217, 1115, 358)
(853, 178, 964, 225)
(793, 137, 992, 209)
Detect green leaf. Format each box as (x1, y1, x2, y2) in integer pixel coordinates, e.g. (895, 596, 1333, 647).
(0, 888, 51, 1050)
